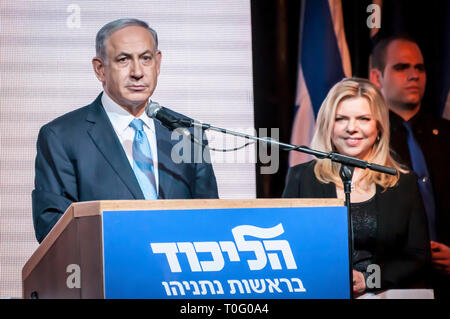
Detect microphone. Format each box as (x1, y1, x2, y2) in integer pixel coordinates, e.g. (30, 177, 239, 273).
(145, 101, 201, 144)
(146, 101, 193, 130)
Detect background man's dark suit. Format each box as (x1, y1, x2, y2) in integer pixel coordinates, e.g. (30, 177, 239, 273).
(32, 93, 218, 243)
(389, 109, 450, 298)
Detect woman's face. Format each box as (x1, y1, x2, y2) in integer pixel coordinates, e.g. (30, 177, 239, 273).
(331, 97, 378, 160)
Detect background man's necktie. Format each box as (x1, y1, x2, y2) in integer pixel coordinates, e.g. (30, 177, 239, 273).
(403, 121, 437, 240)
(129, 118, 158, 200)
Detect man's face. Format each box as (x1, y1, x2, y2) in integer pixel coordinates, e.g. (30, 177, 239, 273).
(375, 40, 426, 110)
(93, 25, 161, 115)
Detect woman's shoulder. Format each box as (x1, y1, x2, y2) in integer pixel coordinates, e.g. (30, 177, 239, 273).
(381, 170, 419, 197)
(283, 160, 325, 198)
(288, 160, 317, 176)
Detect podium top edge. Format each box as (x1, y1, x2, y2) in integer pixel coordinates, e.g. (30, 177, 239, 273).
(72, 198, 345, 217)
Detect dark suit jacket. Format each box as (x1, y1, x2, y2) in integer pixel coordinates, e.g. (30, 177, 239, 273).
(282, 160, 431, 290)
(389, 110, 450, 246)
(32, 93, 218, 243)
(389, 110, 450, 298)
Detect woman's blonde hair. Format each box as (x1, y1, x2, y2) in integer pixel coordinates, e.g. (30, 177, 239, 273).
(310, 77, 406, 190)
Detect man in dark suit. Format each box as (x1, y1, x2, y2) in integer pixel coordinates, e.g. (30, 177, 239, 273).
(32, 18, 218, 243)
(370, 36, 450, 299)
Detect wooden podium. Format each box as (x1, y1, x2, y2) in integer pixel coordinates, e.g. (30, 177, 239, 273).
(22, 198, 345, 299)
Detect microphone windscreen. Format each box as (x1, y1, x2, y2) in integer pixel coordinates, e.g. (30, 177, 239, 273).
(145, 101, 161, 118)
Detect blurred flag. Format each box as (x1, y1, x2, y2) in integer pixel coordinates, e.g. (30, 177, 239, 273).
(290, 0, 351, 166)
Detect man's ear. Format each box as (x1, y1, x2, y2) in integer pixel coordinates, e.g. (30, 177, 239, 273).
(369, 69, 383, 88)
(155, 50, 162, 76)
(92, 57, 105, 83)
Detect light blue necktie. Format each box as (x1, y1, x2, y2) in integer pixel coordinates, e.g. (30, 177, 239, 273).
(129, 119, 158, 200)
(403, 121, 437, 241)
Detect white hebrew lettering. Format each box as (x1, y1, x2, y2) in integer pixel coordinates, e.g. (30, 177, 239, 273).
(213, 280, 224, 294)
(228, 279, 245, 294)
(150, 223, 298, 272)
(198, 280, 216, 295)
(162, 278, 306, 296)
(241, 279, 252, 293)
(267, 253, 282, 269)
(168, 281, 185, 296)
(249, 279, 266, 293)
(265, 278, 282, 293)
(232, 224, 286, 270)
(162, 281, 171, 296)
(189, 281, 201, 295)
(291, 278, 306, 292)
(177, 242, 202, 272)
(150, 243, 181, 272)
(219, 241, 240, 261)
(182, 281, 191, 291)
(194, 241, 225, 272)
(263, 239, 297, 269)
(279, 278, 293, 292)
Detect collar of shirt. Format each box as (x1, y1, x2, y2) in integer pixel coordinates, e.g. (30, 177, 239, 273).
(101, 91, 156, 136)
(389, 108, 425, 135)
(101, 91, 159, 194)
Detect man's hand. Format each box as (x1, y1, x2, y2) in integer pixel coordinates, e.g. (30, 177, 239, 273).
(353, 270, 366, 294)
(430, 241, 450, 275)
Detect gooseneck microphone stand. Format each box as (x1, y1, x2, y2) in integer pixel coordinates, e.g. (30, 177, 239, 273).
(163, 117, 397, 299)
(188, 120, 397, 175)
(339, 164, 356, 298)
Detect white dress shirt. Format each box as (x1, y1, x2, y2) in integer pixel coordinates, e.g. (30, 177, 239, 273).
(101, 92, 159, 194)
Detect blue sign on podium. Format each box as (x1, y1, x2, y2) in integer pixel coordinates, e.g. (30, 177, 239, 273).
(102, 206, 350, 299)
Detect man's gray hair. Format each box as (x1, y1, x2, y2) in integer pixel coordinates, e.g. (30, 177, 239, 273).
(95, 18, 158, 62)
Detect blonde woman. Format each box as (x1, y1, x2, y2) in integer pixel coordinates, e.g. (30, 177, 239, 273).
(283, 78, 430, 295)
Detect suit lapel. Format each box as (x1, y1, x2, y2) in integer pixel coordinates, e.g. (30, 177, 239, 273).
(85, 94, 145, 199)
(154, 120, 176, 199)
